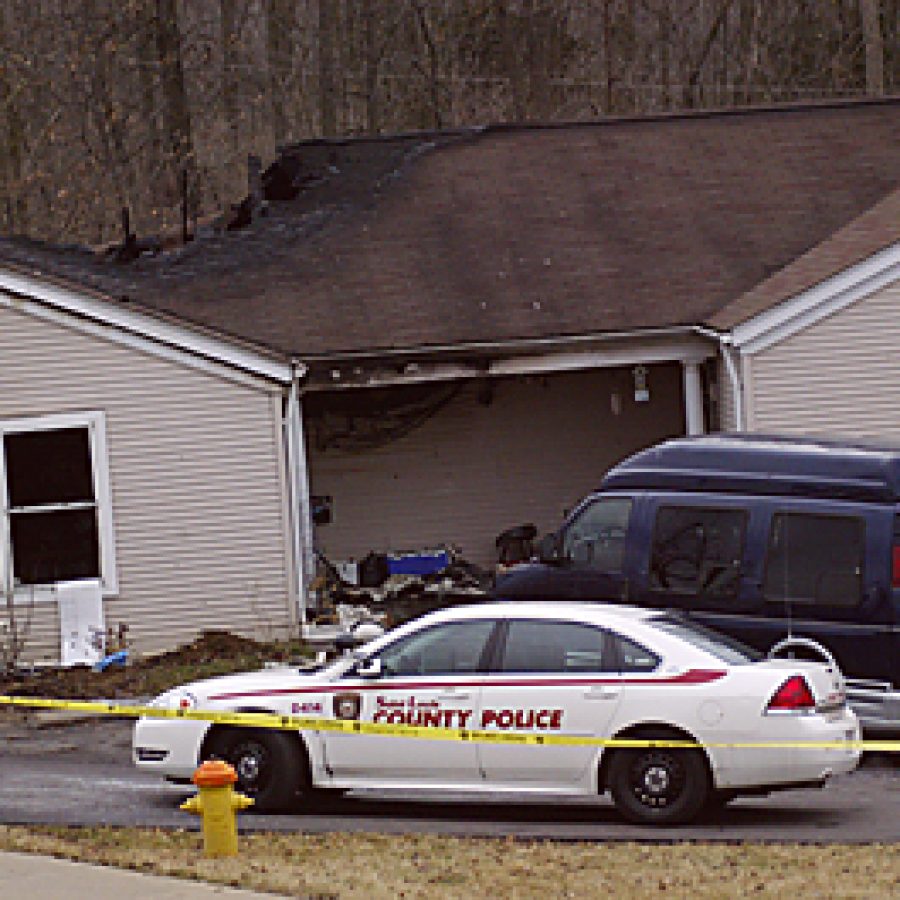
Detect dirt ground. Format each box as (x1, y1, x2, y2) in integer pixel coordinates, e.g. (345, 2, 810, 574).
(0, 631, 309, 701)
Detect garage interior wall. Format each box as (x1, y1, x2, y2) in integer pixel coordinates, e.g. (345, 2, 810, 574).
(307, 362, 685, 569)
(746, 278, 900, 442)
(0, 302, 293, 662)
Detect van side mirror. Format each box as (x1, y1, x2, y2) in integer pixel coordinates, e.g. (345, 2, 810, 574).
(538, 532, 563, 564)
(355, 657, 382, 679)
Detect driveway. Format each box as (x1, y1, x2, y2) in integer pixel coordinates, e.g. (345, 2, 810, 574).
(1, 717, 897, 842)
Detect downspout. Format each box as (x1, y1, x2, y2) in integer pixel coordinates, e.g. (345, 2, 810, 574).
(693, 326, 744, 432)
(286, 360, 314, 630)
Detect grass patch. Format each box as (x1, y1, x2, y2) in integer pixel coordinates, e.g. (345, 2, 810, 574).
(0, 826, 897, 898)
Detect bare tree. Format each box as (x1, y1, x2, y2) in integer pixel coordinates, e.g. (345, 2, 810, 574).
(267, 0, 296, 144)
(154, 0, 195, 180)
(318, 0, 337, 135)
(1, 585, 34, 675)
(0, 1, 27, 230)
(221, 0, 241, 149)
(859, 0, 885, 94)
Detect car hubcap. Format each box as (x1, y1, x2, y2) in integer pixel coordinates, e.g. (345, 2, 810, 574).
(630, 752, 684, 808)
(230, 741, 268, 794)
(643, 765, 670, 794)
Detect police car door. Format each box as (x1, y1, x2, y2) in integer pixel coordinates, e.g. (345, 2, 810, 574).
(322, 618, 496, 785)
(477, 618, 623, 788)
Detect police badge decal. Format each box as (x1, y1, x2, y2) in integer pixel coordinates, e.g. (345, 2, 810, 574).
(333, 692, 362, 720)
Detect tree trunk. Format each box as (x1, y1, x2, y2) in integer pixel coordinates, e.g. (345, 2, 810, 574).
(267, 0, 295, 144)
(318, 0, 336, 136)
(221, 0, 240, 149)
(683, 0, 735, 108)
(859, 0, 885, 95)
(153, 0, 194, 175)
(363, 0, 379, 134)
(659, 0, 671, 109)
(0, 10, 25, 230)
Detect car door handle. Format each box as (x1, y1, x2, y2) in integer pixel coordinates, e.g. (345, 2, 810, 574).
(436, 690, 471, 701)
(583, 687, 619, 700)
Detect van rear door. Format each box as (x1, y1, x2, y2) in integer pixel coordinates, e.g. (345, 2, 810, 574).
(748, 501, 894, 688)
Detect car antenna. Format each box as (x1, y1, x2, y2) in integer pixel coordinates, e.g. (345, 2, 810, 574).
(783, 519, 793, 641)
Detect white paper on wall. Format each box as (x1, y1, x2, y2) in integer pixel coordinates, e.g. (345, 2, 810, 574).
(57, 579, 105, 667)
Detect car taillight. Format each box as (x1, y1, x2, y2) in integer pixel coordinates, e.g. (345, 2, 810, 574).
(766, 675, 816, 712)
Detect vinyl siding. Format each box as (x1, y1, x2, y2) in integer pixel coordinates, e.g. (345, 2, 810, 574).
(309, 363, 685, 568)
(747, 278, 900, 442)
(0, 302, 293, 662)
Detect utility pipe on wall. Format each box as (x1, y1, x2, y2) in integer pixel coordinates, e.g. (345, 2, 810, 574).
(286, 361, 313, 629)
(692, 326, 744, 431)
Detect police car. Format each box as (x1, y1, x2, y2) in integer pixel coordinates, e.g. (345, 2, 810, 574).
(134, 602, 861, 825)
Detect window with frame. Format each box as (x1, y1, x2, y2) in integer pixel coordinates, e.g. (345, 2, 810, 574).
(561, 497, 632, 571)
(608, 632, 660, 672)
(650, 505, 746, 599)
(764, 512, 864, 607)
(376, 619, 496, 676)
(499, 620, 613, 673)
(1, 413, 116, 592)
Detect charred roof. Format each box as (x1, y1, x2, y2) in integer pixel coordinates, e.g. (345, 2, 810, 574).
(1, 98, 898, 361)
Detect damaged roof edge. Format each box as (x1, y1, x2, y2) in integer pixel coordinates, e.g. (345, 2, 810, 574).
(0, 264, 296, 385)
(298, 325, 715, 366)
(273, 95, 899, 154)
(301, 326, 718, 390)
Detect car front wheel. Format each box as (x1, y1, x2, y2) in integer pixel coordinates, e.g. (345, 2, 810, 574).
(608, 744, 710, 826)
(204, 728, 306, 813)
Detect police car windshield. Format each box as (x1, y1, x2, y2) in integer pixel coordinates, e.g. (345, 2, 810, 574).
(648, 615, 763, 665)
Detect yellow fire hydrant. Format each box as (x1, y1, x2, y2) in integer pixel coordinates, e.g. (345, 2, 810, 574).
(180, 759, 254, 858)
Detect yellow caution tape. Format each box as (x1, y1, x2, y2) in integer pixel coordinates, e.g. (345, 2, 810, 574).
(2, 694, 898, 751)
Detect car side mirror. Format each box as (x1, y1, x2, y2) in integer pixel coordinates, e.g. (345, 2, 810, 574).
(355, 657, 383, 679)
(538, 532, 563, 564)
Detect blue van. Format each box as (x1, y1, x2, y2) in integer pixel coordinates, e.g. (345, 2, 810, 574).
(495, 435, 899, 733)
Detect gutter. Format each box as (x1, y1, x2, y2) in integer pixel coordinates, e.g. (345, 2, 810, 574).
(693, 325, 744, 431)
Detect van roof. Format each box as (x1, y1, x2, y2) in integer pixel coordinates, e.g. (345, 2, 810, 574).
(601, 434, 900, 504)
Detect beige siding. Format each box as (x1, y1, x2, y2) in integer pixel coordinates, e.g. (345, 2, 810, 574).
(0, 303, 293, 662)
(309, 363, 685, 568)
(747, 278, 900, 442)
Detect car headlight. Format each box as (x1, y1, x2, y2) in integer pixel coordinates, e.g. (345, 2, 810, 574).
(148, 688, 198, 711)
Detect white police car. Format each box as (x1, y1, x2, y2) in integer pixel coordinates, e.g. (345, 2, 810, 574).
(134, 602, 860, 825)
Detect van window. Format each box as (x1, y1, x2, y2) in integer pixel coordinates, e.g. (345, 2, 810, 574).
(562, 498, 631, 571)
(650, 506, 746, 599)
(764, 513, 864, 606)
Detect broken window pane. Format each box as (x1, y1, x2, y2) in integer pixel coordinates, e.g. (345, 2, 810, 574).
(9, 508, 100, 584)
(4, 428, 95, 507)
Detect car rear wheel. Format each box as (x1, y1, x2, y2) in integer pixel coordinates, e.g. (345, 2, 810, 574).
(608, 744, 710, 826)
(204, 728, 306, 813)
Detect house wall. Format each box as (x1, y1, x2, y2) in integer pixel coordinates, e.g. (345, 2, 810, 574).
(0, 302, 293, 662)
(308, 363, 685, 569)
(746, 278, 900, 442)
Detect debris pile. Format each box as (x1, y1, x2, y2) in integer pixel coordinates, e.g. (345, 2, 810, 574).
(312, 551, 493, 629)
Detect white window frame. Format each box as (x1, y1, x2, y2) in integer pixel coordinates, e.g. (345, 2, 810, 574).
(0, 411, 118, 598)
